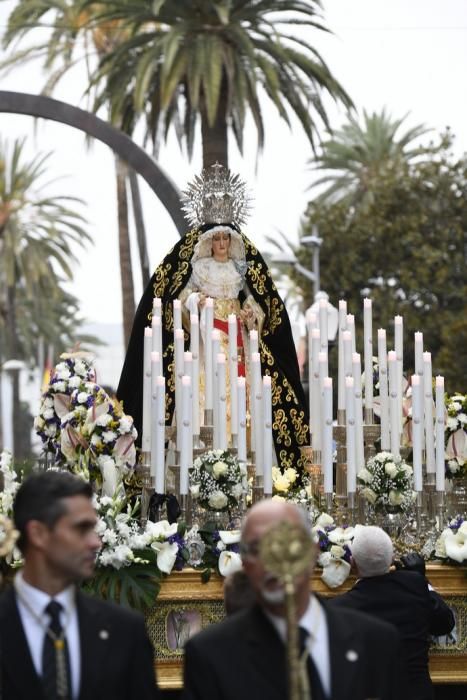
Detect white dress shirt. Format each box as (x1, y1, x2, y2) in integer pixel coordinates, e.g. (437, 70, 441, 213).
(14, 572, 81, 699)
(265, 594, 331, 697)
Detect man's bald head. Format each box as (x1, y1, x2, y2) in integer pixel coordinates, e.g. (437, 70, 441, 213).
(241, 499, 310, 543)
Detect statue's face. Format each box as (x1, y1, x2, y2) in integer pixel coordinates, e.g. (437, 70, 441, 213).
(211, 231, 230, 262)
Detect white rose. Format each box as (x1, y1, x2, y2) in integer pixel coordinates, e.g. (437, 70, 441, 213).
(77, 391, 89, 404)
(96, 413, 112, 427)
(273, 474, 291, 493)
(357, 468, 372, 484)
(102, 430, 117, 444)
(388, 490, 403, 506)
(361, 487, 377, 504)
(208, 491, 228, 510)
(212, 461, 228, 479)
(330, 544, 345, 559)
(448, 460, 460, 474)
(190, 484, 200, 498)
(315, 513, 334, 528)
(284, 468, 298, 484)
(402, 464, 413, 476)
(74, 360, 87, 376)
(385, 463, 398, 478)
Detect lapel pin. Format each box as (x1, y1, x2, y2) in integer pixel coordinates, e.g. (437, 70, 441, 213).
(346, 649, 358, 662)
(99, 629, 109, 640)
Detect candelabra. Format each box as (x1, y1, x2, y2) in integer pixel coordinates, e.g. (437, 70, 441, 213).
(137, 451, 154, 527)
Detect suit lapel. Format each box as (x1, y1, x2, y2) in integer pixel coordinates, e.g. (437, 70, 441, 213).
(0, 587, 45, 699)
(246, 605, 288, 699)
(77, 592, 109, 700)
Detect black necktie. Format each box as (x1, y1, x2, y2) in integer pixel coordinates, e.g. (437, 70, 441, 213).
(298, 626, 327, 700)
(42, 600, 72, 700)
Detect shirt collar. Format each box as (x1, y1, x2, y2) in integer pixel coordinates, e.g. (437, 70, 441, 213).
(264, 594, 321, 643)
(15, 571, 76, 619)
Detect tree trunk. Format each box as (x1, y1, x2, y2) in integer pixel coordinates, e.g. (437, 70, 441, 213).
(201, 78, 229, 168)
(5, 285, 23, 458)
(115, 156, 135, 348)
(128, 169, 151, 287)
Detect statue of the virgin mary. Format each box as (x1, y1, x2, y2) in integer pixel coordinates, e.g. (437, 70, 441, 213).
(117, 165, 309, 476)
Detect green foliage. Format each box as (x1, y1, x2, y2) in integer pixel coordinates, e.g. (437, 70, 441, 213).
(83, 548, 162, 611)
(300, 129, 467, 392)
(0, 137, 93, 365)
(75, 0, 352, 158)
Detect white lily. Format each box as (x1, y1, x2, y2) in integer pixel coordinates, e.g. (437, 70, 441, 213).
(328, 526, 355, 544)
(146, 520, 178, 539)
(218, 550, 242, 577)
(151, 541, 179, 573)
(444, 530, 467, 564)
(321, 559, 351, 588)
(219, 530, 241, 545)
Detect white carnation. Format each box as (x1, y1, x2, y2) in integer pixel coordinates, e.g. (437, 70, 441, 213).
(446, 417, 459, 431)
(96, 413, 112, 427)
(101, 430, 117, 444)
(118, 416, 133, 433)
(68, 376, 82, 388)
(77, 391, 89, 404)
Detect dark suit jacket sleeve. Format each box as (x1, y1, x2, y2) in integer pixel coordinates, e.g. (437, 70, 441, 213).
(428, 590, 455, 636)
(182, 638, 221, 700)
(127, 614, 161, 700)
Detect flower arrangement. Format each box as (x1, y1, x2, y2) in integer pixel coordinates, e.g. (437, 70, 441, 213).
(184, 523, 242, 582)
(35, 354, 137, 492)
(358, 451, 415, 513)
(0, 449, 22, 569)
(312, 513, 354, 588)
(271, 466, 314, 509)
(444, 393, 467, 478)
(189, 449, 248, 512)
(433, 516, 467, 565)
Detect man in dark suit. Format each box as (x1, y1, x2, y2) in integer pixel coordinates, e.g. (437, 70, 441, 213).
(0, 470, 160, 700)
(330, 526, 455, 700)
(182, 500, 402, 700)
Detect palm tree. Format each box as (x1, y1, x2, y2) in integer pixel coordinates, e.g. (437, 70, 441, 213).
(309, 108, 434, 207)
(0, 137, 90, 457)
(1, 1, 146, 345)
(83, 0, 353, 167)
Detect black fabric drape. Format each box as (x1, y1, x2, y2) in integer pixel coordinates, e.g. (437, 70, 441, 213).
(117, 228, 309, 476)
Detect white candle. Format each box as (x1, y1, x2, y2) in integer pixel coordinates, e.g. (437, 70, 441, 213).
(414, 332, 425, 463)
(151, 312, 163, 361)
(262, 375, 273, 495)
(217, 353, 227, 450)
(251, 352, 263, 476)
(343, 330, 352, 378)
(152, 375, 166, 494)
(435, 376, 445, 492)
(307, 316, 314, 440)
(388, 351, 400, 458)
(423, 352, 435, 474)
(363, 298, 373, 412)
(173, 299, 182, 331)
(352, 353, 365, 471)
(174, 328, 185, 450)
(394, 315, 403, 432)
(345, 376, 356, 493)
(319, 298, 328, 354)
(212, 330, 221, 447)
(318, 351, 328, 386)
(228, 314, 239, 438)
(311, 328, 321, 450)
(190, 313, 200, 437)
(152, 296, 162, 318)
(377, 329, 390, 450)
(337, 300, 347, 413)
(322, 377, 333, 494)
(346, 314, 356, 355)
(306, 310, 317, 330)
(142, 327, 153, 452)
(249, 329, 259, 358)
(150, 355, 160, 481)
(179, 375, 192, 495)
(411, 375, 423, 491)
(237, 376, 247, 463)
(204, 297, 214, 411)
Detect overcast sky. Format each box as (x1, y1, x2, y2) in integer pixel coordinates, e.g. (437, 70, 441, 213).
(1, 0, 467, 325)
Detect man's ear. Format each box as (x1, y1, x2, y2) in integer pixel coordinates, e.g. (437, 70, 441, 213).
(25, 520, 51, 550)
